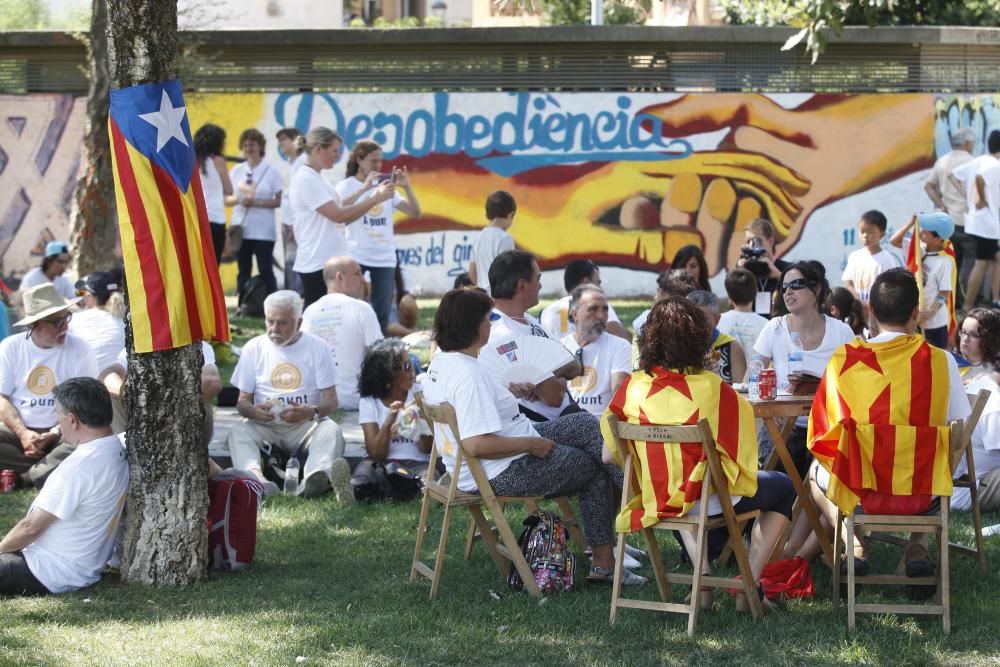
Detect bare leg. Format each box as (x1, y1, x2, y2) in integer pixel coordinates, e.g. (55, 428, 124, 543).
(990, 255, 1000, 302)
(965, 259, 989, 310)
(748, 511, 788, 580)
(591, 543, 615, 570)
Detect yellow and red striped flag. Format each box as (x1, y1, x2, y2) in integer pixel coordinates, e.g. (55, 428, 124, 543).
(904, 215, 958, 338)
(807, 335, 953, 515)
(109, 80, 229, 353)
(601, 367, 758, 531)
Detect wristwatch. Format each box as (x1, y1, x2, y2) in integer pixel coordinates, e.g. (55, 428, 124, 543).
(311, 405, 320, 420)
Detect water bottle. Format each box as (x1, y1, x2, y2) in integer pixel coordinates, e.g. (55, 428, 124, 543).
(748, 354, 763, 401)
(283, 456, 300, 495)
(788, 331, 804, 375)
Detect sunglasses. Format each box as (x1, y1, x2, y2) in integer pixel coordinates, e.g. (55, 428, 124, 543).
(781, 279, 810, 292)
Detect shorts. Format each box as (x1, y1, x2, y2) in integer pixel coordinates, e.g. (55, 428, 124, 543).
(971, 233, 999, 260)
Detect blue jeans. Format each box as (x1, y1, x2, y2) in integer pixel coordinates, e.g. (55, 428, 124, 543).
(361, 264, 395, 334)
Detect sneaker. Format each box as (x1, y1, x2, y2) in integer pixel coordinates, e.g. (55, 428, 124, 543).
(904, 543, 936, 600)
(622, 552, 642, 570)
(330, 458, 354, 505)
(623, 543, 647, 560)
(301, 471, 331, 498)
(261, 481, 280, 497)
(587, 565, 647, 586)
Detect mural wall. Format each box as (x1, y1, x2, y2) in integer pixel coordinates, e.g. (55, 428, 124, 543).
(1, 91, 996, 296)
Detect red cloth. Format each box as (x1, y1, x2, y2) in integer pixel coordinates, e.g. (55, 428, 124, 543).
(728, 556, 814, 600)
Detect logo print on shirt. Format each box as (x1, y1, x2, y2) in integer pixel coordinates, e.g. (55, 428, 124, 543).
(367, 202, 384, 217)
(271, 363, 302, 391)
(570, 366, 597, 394)
(26, 366, 56, 395)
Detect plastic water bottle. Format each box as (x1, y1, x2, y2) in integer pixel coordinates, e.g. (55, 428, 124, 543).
(748, 354, 763, 401)
(283, 456, 300, 495)
(788, 332, 804, 375)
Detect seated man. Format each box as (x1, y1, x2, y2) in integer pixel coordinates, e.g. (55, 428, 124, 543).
(803, 268, 971, 579)
(0, 284, 98, 489)
(0, 377, 128, 596)
(561, 285, 631, 417)
(227, 290, 350, 500)
(301, 256, 383, 410)
(687, 290, 748, 385)
(540, 259, 631, 341)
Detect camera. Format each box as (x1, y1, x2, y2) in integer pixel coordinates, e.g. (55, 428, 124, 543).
(740, 238, 767, 261)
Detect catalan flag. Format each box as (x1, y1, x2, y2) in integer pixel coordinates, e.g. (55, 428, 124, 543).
(109, 80, 229, 353)
(807, 335, 953, 515)
(601, 367, 758, 532)
(904, 215, 958, 339)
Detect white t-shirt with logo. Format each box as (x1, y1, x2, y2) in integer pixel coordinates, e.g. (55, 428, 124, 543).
(953, 154, 1000, 240)
(290, 167, 348, 274)
(68, 308, 125, 375)
(21, 270, 76, 301)
(472, 226, 515, 291)
(0, 333, 97, 429)
(422, 351, 529, 492)
(841, 248, 902, 304)
(335, 176, 407, 268)
(358, 387, 429, 462)
(229, 160, 283, 242)
(718, 309, 768, 358)
(561, 332, 632, 416)
(230, 332, 337, 412)
(301, 293, 383, 410)
(539, 295, 621, 340)
(489, 310, 572, 420)
(23, 434, 128, 593)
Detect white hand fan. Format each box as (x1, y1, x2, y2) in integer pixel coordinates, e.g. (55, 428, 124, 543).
(478, 336, 574, 387)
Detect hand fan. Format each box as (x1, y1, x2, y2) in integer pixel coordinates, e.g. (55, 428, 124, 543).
(478, 336, 574, 387)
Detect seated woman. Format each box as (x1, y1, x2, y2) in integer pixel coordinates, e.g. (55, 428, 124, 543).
(603, 297, 794, 611)
(352, 338, 435, 501)
(421, 288, 644, 585)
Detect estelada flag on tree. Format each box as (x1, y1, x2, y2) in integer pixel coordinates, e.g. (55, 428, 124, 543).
(600, 367, 758, 531)
(807, 335, 953, 515)
(108, 80, 229, 353)
(904, 214, 958, 338)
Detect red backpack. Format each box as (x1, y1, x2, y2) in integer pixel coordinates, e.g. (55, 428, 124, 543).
(207, 471, 264, 571)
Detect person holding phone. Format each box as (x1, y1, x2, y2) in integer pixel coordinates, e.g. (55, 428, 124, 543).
(336, 141, 421, 333)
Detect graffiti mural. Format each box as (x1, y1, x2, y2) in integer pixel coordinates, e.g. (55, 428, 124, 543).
(0, 91, 995, 295)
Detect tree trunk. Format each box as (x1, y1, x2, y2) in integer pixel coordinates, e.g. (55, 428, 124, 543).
(69, 0, 117, 278)
(107, 0, 209, 587)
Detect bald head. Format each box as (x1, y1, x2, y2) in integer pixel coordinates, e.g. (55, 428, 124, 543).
(324, 256, 365, 299)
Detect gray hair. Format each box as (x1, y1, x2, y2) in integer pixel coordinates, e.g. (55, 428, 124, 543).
(55, 377, 112, 428)
(951, 127, 976, 149)
(687, 289, 720, 313)
(301, 126, 342, 155)
(569, 284, 606, 313)
(264, 290, 303, 319)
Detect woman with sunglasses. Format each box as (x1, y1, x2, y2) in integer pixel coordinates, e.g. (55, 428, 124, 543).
(751, 262, 856, 478)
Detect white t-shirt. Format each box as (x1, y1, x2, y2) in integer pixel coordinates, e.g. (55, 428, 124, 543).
(280, 153, 308, 228)
(754, 314, 856, 390)
(0, 333, 97, 429)
(632, 308, 651, 335)
(953, 154, 1000, 239)
(335, 176, 407, 268)
(422, 351, 529, 492)
(718, 309, 768, 359)
(230, 332, 337, 412)
(489, 310, 571, 420)
(841, 248, 902, 304)
(927, 150, 973, 227)
(68, 308, 125, 375)
(562, 333, 632, 416)
(21, 270, 76, 300)
(228, 160, 283, 242)
(115, 341, 216, 370)
(300, 293, 383, 410)
(201, 157, 226, 223)
(539, 295, 621, 340)
(922, 252, 953, 330)
(358, 387, 429, 462)
(290, 167, 348, 273)
(956, 374, 1000, 483)
(22, 434, 128, 593)
(472, 226, 515, 291)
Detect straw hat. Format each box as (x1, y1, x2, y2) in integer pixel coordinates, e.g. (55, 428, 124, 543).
(15, 283, 81, 327)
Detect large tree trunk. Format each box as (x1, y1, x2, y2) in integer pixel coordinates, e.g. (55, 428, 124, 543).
(69, 0, 117, 277)
(108, 0, 209, 586)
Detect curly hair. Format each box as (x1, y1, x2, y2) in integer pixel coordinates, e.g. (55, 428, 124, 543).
(637, 296, 713, 374)
(358, 338, 410, 400)
(345, 140, 382, 178)
(238, 128, 266, 152)
(962, 308, 1000, 371)
(194, 123, 226, 173)
(670, 244, 711, 292)
(773, 262, 831, 317)
(829, 287, 865, 335)
(656, 268, 697, 298)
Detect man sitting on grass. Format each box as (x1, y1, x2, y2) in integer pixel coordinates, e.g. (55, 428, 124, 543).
(0, 378, 127, 596)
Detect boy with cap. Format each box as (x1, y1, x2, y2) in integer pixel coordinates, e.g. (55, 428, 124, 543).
(20, 241, 75, 301)
(891, 212, 957, 349)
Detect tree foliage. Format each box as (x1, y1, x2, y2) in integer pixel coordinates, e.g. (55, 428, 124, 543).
(541, 0, 646, 25)
(0, 0, 50, 29)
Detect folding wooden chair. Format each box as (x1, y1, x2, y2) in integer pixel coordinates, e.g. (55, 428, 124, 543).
(952, 389, 990, 573)
(605, 415, 764, 636)
(409, 396, 586, 599)
(832, 421, 964, 634)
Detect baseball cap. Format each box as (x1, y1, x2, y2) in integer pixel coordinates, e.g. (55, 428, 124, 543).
(916, 212, 954, 240)
(44, 240, 70, 258)
(75, 272, 119, 301)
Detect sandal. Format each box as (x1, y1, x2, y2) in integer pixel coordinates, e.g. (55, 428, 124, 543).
(735, 584, 781, 614)
(588, 565, 648, 587)
(683, 586, 715, 610)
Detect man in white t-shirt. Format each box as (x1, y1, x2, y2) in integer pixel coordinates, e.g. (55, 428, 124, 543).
(0, 284, 98, 489)
(925, 128, 975, 286)
(19, 241, 76, 303)
(277, 128, 307, 294)
(0, 377, 127, 595)
(540, 259, 631, 342)
(952, 130, 1000, 310)
(301, 256, 383, 410)
(561, 286, 631, 417)
(227, 291, 349, 500)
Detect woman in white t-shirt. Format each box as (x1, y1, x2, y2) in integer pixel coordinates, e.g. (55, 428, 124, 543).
(422, 289, 644, 585)
(753, 262, 856, 477)
(288, 127, 395, 308)
(67, 271, 125, 375)
(336, 141, 422, 333)
(276, 127, 307, 294)
(193, 123, 233, 265)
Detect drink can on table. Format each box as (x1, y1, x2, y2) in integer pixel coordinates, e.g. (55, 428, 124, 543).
(0, 469, 15, 493)
(759, 369, 777, 400)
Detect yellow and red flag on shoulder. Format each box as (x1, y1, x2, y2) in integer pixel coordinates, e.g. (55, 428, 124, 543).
(600, 367, 758, 532)
(904, 215, 958, 338)
(807, 335, 953, 515)
(109, 80, 229, 353)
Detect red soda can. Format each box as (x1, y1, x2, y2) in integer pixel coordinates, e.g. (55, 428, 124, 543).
(0, 469, 15, 493)
(759, 369, 777, 400)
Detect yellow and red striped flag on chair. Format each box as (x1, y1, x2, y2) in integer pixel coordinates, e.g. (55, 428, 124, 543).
(904, 215, 958, 339)
(109, 80, 229, 353)
(807, 335, 953, 515)
(601, 367, 758, 532)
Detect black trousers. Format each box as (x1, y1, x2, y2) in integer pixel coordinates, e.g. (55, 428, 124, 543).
(0, 552, 48, 596)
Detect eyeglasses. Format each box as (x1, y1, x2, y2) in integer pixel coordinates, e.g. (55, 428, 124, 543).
(40, 313, 72, 328)
(75, 288, 92, 297)
(781, 279, 810, 292)
(960, 329, 982, 340)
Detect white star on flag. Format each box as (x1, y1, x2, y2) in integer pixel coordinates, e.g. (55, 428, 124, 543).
(138, 90, 189, 152)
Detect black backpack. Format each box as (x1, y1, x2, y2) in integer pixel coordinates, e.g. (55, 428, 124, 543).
(238, 276, 268, 317)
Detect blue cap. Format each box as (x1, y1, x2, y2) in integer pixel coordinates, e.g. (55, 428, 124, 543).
(44, 240, 69, 257)
(917, 212, 954, 241)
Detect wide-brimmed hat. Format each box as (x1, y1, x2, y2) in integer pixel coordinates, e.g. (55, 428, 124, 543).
(75, 272, 119, 301)
(15, 283, 81, 327)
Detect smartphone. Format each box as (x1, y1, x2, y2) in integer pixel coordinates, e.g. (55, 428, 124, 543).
(376, 172, 395, 185)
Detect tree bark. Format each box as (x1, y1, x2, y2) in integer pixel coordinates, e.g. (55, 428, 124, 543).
(69, 0, 117, 278)
(107, 0, 209, 587)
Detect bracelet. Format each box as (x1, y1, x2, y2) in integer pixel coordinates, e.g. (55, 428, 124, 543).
(312, 405, 320, 420)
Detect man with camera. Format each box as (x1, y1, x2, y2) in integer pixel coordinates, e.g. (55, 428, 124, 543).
(735, 218, 791, 318)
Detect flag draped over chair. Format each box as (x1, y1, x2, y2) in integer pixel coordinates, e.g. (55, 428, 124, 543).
(807, 335, 953, 515)
(109, 79, 229, 353)
(601, 367, 758, 532)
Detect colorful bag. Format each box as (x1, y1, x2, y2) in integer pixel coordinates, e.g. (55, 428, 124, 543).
(728, 556, 814, 601)
(507, 511, 575, 594)
(207, 470, 264, 571)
